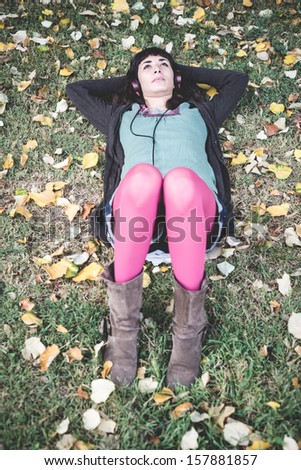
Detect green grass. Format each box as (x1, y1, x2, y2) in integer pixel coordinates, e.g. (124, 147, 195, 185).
(1, 0, 301, 450)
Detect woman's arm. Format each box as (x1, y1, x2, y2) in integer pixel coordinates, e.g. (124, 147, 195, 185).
(66, 76, 126, 135)
(176, 64, 248, 127)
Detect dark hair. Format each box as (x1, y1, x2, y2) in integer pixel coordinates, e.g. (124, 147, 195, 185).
(112, 47, 205, 109)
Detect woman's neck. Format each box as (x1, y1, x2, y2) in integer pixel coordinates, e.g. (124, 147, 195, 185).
(144, 95, 170, 112)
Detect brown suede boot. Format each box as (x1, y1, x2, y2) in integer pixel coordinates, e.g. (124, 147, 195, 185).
(100, 263, 143, 386)
(166, 275, 209, 388)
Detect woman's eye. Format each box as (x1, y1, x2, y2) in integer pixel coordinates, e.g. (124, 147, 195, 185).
(143, 64, 150, 69)
(162, 62, 168, 67)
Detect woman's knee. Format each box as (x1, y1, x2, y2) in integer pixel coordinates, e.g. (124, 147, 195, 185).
(164, 167, 203, 208)
(118, 164, 162, 205)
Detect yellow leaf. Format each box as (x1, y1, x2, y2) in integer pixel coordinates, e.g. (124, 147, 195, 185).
(51, 245, 65, 257)
(160, 266, 169, 273)
(231, 152, 248, 165)
(0, 42, 16, 52)
(43, 260, 70, 280)
(32, 114, 53, 126)
(236, 50, 247, 57)
(269, 102, 285, 114)
(64, 204, 81, 222)
(243, 0, 252, 6)
(21, 313, 43, 326)
(33, 256, 52, 265)
(20, 153, 28, 166)
(82, 152, 99, 170)
(153, 388, 174, 404)
(72, 262, 104, 282)
(29, 189, 56, 207)
(251, 202, 266, 215)
(56, 324, 68, 333)
(193, 7, 205, 22)
(294, 149, 301, 161)
(59, 18, 71, 26)
(292, 377, 300, 388)
(143, 272, 151, 288)
(170, 0, 180, 7)
(266, 401, 281, 409)
(9, 205, 32, 220)
(88, 38, 100, 49)
(253, 148, 264, 157)
(207, 87, 218, 98)
(111, 0, 130, 13)
(101, 361, 113, 378)
(40, 344, 60, 371)
(73, 440, 94, 450)
(22, 140, 38, 152)
(65, 48, 74, 59)
(59, 67, 75, 77)
(266, 203, 289, 217)
(285, 110, 293, 117)
(42, 9, 53, 15)
(247, 440, 271, 450)
(3, 154, 14, 169)
(97, 60, 107, 70)
(284, 54, 296, 65)
(65, 347, 83, 363)
(296, 183, 301, 194)
(130, 46, 142, 53)
(171, 402, 193, 420)
(255, 42, 267, 52)
(268, 164, 292, 179)
(17, 81, 31, 92)
(46, 181, 66, 192)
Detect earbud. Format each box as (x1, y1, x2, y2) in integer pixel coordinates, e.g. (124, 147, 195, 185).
(175, 73, 181, 90)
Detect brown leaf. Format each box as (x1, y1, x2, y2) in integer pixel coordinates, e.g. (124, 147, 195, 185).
(264, 123, 279, 136)
(153, 388, 174, 404)
(65, 347, 83, 363)
(19, 298, 35, 311)
(75, 385, 89, 400)
(101, 361, 113, 378)
(170, 402, 193, 419)
(82, 203, 95, 220)
(40, 344, 60, 371)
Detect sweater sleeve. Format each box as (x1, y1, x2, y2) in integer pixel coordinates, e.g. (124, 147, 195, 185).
(66, 76, 126, 135)
(176, 64, 248, 127)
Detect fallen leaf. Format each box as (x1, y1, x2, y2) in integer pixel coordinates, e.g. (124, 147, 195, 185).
(266, 401, 280, 409)
(264, 123, 279, 136)
(231, 152, 248, 165)
(43, 260, 69, 280)
(292, 377, 300, 388)
(56, 434, 77, 450)
(143, 272, 151, 288)
(75, 385, 89, 400)
(277, 272, 292, 296)
(268, 164, 292, 179)
(21, 313, 43, 326)
(65, 347, 83, 363)
(217, 261, 235, 277)
(269, 102, 285, 114)
(223, 419, 251, 446)
(193, 7, 205, 22)
(90, 379, 115, 403)
(101, 361, 113, 379)
(56, 418, 70, 435)
(138, 377, 158, 394)
(56, 324, 68, 333)
(111, 0, 130, 13)
(190, 411, 210, 423)
(40, 344, 60, 371)
(59, 67, 74, 77)
(64, 204, 81, 222)
(73, 440, 94, 450)
(3, 154, 14, 169)
(83, 409, 101, 430)
(98, 419, 117, 434)
(181, 427, 198, 450)
(283, 435, 298, 450)
(53, 155, 72, 170)
(153, 387, 174, 404)
(284, 227, 301, 247)
(82, 203, 95, 220)
(246, 440, 271, 450)
(259, 345, 268, 357)
(288, 313, 301, 339)
(82, 152, 98, 170)
(9, 205, 32, 220)
(201, 371, 210, 387)
(21, 337, 45, 360)
(18, 81, 31, 91)
(32, 114, 53, 126)
(171, 402, 193, 419)
(72, 262, 104, 282)
(19, 298, 35, 311)
(216, 406, 236, 429)
(266, 203, 289, 217)
(29, 189, 56, 207)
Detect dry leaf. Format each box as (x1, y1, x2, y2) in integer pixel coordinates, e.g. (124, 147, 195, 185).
(283, 435, 298, 450)
(90, 379, 115, 403)
(98, 419, 117, 434)
(288, 313, 301, 339)
(65, 347, 83, 363)
(82, 152, 98, 170)
(101, 361, 113, 379)
(269, 102, 285, 114)
(216, 406, 235, 429)
(266, 401, 280, 409)
(19, 298, 35, 311)
(21, 313, 43, 326)
(217, 261, 235, 277)
(153, 388, 174, 404)
(75, 385, 89, 400)
(223, 419, 251, 446)
(181, 427, 198, 450)
(56, 434, 77, 450)
(21, 337, 45, 361)
(18, 81, 31, 92)
(29, 189, 56, 207)
(266, 203, 289, 217)
(83, 409, 101, 431)
(56, 418, 70, 435)
(43, 260, 69, 280)
(268, 164, 292, 179)
(64, 204, 81, 222)
(40, 344, 60, 371)
(171, 402, 193, 419)
(138, 377, 158, 394)
(246, 440, 271, 450)
(59, 67, 74, 77)
(32, 114, 53, 126)
(193, 7, 205, 22)
(82, 203, 95, 220)
(143, 272, 151, 288)
(284, 227, 301, 247)
(53, 155, 72, 170)
(3, 154, 14, 169)
(277, 272, 292, 296)
(231, 152, 248, 165)
(190, 411, 210, 423)
(56, 324, 68, 333)
(264, 123, 279, 136)
(259, 345, 269, 357)
(10, 205, 32, 220)
(111, 0, 130, 13)
(72, 262, 104, 282)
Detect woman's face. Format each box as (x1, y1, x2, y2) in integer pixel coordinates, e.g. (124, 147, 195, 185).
(137, 55, 174, 98)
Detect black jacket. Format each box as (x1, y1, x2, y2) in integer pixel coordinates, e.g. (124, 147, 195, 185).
(66, 64, 248, 245)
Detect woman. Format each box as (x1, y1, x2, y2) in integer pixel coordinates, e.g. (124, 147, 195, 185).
(66, 47, 248, 388)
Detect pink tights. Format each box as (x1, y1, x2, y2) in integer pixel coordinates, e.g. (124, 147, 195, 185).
(112, 163, 217, 291)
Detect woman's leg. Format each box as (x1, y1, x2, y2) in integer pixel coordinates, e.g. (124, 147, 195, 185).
(163, 167, 217, 291)
(113, 163, 163, 283)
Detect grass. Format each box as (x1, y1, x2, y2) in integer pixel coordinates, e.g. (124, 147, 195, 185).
(1, 0, 301, 450)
